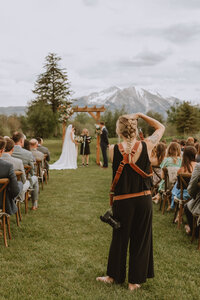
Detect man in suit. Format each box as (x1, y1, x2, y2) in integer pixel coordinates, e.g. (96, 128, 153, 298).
(99, 121, 109, 168)
(30, 139, 44, 164)
(0, 137, 20, 215)
(11, 132, 39, 210)
(1, 138, 30, 200)
(30, 139, 45, 177)
(36, 137, 50, 172)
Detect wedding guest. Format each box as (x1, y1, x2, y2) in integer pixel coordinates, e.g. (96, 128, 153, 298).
(195, 143, 200, 162)
(1, 138, 30, 201)
(150, 142, 166, 186)
(185, 163, 200, 237)
(96, 113, 165, 291)
(186, 137, 194, 147)
(179, 140, 186, 154)
(99, 121, 109, 168)
(24, 139, 31, 151)
(171, 146, 197, 209)
(29, 139, 44, 164)
(36, 137, 50, 170)
(11, 132, 39, 210)
(152, 142, 182, 203)
(0, 137, 20, 215)
(80, 128, 91, 166)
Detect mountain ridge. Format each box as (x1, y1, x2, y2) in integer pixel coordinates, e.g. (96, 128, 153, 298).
(0, 85, 180, 117)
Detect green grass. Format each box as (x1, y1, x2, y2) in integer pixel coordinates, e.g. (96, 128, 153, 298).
(0, 139, 199, 300)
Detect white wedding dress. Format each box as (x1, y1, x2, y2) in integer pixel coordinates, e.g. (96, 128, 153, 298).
(50, 124, 77, 170)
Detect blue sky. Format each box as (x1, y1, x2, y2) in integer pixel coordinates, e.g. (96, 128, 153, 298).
(0, 0, 200, 106)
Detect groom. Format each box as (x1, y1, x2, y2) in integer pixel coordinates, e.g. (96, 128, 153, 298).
(99, 121, 109, 168)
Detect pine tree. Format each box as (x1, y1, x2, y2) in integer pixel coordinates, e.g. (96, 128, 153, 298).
(32, 53, 72, 113)
(167, 101, 200, 135)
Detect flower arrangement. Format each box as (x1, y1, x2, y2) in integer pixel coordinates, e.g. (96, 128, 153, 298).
(95, 124, 102, 136)
(58, 103, 74, 123)
(74, 135, 84, 143)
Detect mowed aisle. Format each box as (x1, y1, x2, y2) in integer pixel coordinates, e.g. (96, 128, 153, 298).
(0, 139, 199, 300)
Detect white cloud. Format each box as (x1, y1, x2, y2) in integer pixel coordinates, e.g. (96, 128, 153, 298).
(0, 0, 200, 106)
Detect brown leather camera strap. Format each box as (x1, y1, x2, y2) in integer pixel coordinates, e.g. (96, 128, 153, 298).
(109, 141, 153, 205)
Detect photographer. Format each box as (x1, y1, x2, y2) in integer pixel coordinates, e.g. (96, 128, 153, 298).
(96, 113, 165, 291)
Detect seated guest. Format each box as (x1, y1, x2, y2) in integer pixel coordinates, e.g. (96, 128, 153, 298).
(179, 140, 186, 154)
(36, 137, 50, 161)
(11, 132, 39, 210)
(0, 137, 21, 215)
(29, 139, 44, 163)
(152, 142, 182, 203)
(30, 139, 45, 176)
(150, 142, 166, 186)
(195, 143, 200, 163)
(185, 163, 200, 237)
(171, 146, 197, 209)
(36, 137, 50, 171)
(1, 138, 30, 200)
(186, 136, 195, 147)
(24, 139, 31, 151)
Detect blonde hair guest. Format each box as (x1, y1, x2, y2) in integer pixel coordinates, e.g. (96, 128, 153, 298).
(97, 112, 165, 291)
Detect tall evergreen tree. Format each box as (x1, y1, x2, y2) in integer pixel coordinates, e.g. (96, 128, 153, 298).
(32, 53, 72, 113)
(167, 101, 200, 135)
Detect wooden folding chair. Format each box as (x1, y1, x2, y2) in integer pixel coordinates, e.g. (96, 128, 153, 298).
(15, 170, 23, 225)
(35, 159, 44, 191)
(173, 174, 191, 229)
(160, 167, 179, 214)
(0, 178, 11, 247)
(43, 154, 48, 183)
(24, 165, 32, 213)
(151, 166, 162, 197)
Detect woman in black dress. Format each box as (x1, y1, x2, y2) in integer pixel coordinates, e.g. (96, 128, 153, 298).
(96, 113, 165, 291)
(80, 128, 91, 166)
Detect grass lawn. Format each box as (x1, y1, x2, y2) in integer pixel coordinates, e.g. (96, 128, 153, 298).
(0, 138, 199, 300)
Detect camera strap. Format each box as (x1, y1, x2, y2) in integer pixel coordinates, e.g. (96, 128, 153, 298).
(109, 141, 153, 205)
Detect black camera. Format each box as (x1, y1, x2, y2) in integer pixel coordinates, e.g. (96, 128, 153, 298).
(100, 209, 121, 230)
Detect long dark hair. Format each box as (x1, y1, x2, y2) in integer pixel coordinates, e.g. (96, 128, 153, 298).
(181, 146, 197, 173)
(156, 142, 166, 165)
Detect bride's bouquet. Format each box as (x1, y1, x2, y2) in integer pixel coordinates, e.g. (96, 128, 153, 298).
(74, 135, 84, 143)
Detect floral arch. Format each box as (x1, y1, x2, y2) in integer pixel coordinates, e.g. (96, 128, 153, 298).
(62, 105, 106, 165)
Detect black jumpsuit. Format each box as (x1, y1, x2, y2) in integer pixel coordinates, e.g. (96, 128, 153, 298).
(107, 141, 154, 284)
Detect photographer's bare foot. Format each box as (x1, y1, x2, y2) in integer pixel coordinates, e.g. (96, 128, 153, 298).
(96, 276, 114, 284)
(128, 283, 141, 291)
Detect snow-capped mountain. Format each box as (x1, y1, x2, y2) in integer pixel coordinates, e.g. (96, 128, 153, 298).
(76, 86, 180, 118)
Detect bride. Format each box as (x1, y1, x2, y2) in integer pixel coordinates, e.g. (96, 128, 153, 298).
(50, 124, 77, 170)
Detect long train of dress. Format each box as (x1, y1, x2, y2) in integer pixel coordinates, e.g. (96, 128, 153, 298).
(49, 124, 77, 170)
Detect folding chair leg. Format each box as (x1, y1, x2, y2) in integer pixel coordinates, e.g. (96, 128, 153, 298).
(7, 217, 11, 240)
(178, 205, 183, 229)
(2, 215, 8, 247)
(18, 202, 22, 221)
(191, 216, 196, 243)
(15, 211, 20, 227)
(162, 195, 167, 214)
(44, 173, 47, 184)
(173, 202, 179, 223)
(25, 192, 28, 214)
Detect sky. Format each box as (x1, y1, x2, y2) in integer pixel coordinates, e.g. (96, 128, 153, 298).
(0, 0, 200, 106)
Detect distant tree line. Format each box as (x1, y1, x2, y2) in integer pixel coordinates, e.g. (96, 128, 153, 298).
(1, 53, 199, 139)
(1, 101, 200, 139)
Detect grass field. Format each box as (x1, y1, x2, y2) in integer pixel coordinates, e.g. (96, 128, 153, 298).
(0, 139, 200, 300)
